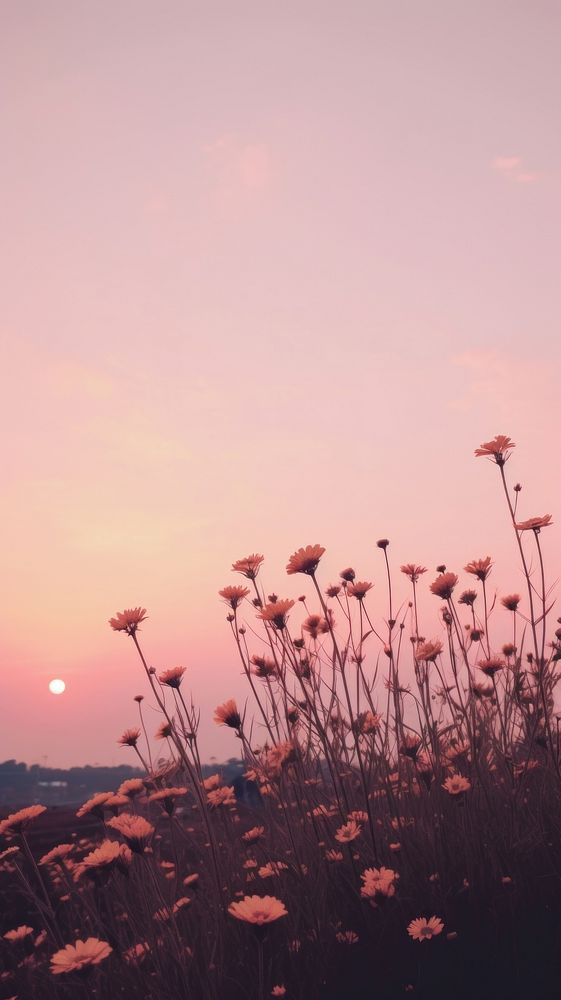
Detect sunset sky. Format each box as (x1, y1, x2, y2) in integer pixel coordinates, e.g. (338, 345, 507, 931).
(1, 1, 560, 767)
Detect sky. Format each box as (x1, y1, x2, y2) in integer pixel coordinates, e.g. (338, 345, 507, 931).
(1, 1, 560, 768)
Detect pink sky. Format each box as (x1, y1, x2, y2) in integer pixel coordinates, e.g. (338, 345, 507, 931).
(1, 2, 560, 767)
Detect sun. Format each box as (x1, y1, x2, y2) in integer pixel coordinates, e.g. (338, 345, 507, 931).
(48, 679, 66, 695)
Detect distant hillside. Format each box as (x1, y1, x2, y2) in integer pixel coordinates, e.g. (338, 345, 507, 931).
(0, 757, 244, 807)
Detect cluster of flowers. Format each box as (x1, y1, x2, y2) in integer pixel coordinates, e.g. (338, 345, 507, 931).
(1, 435, 559, 999)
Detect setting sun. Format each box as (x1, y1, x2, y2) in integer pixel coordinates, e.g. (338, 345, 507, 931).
(48, 679, 66, 696)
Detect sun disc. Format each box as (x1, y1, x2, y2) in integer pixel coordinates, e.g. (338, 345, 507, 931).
(49, 679, 66, 695)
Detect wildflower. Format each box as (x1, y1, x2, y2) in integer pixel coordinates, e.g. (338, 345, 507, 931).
(401, 564, 427, 583)
(0, 804, 46, 836)
(123, 942, 150, 965)
(232, 554, 264, 579)
(407, 916, 444, 941)
(257, 600, 295, 630)
(474, 435, 515, 465)
(303, 614, 330, 639)
(171, 897, 191, 915)
(271, 988, 287, 997)
(4, 926, 34, 942)
(502, 643, 516, 657)
(325, 584, 341, 597)
(325, 850, 343, 862)
(286, 544, 325, 575)
(106, 814, 154, 853)
(470, 629, 484, 642)
(118, 778, 146, 798)
(311, 804, 336, 818)
(258, 861, 289, 878)
(515, 514, 553, 532)
(430, 573, 458, 600)
(458, 589, 477, 606)
(108, 607, 147, 634)
(207, 786, 236, 808)
(464, 557, 492, 581)
(294, 657, 311, 680)
(158, 666, 186, 688)
(242, 826, 265, 843)
(148, 787, 188, 814)
(356, 710, 381, 734)
(501, 594, 521, 611)
(478, 656, 505, 677)
(399, 733, 422, 759)
(214, 699, 242, 729)
(347, 581, 373, 600)
(415, 640, 443, 662)
(39, 843, 74, 866)
(50, 937, 112, 974)
(348, 810, 368, 823)
(335, 819, 362, 843)
(202, 773, 221, 791)
(260, 741, 297, 777)
(360, 866, 399, 900)
(442, 774, 471, 795)
(444, 740, 470, 763)
(441, 607, 453, 626)
(251, 655, 276, 678)
(76, 792, 112, 819)
(219, 585, 250, 609)
(0, 846, 20, 861)
(336, 930, 359, 944)
(105, 791, 129, 812)
(155, 721, 173, 740)
(79, 839, 131, 878)
(35, 930, 47, 947)
(228, 894, 288, 925)
(117, 728, 141, 747)
(339, 567, 355, 582)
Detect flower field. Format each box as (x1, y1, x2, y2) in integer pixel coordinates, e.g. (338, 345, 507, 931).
(2, 435, 561, 999)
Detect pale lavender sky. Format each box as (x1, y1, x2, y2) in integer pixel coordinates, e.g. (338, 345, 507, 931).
(1, 1, 560, 767)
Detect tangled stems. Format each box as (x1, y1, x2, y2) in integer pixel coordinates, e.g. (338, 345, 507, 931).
(498, 467, 558, 769)
(311, 573, 379, 863)
(136, 699, 153, 771)
(498, 466, 540, 663)
(19, 831, 64, 947)
(129, 632, 225, 900)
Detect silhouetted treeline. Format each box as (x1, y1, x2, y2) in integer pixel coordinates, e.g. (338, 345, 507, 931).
(0, 757, 245, 807)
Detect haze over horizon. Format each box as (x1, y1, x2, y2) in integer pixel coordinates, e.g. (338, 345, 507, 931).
(2, 1, 560, 767)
